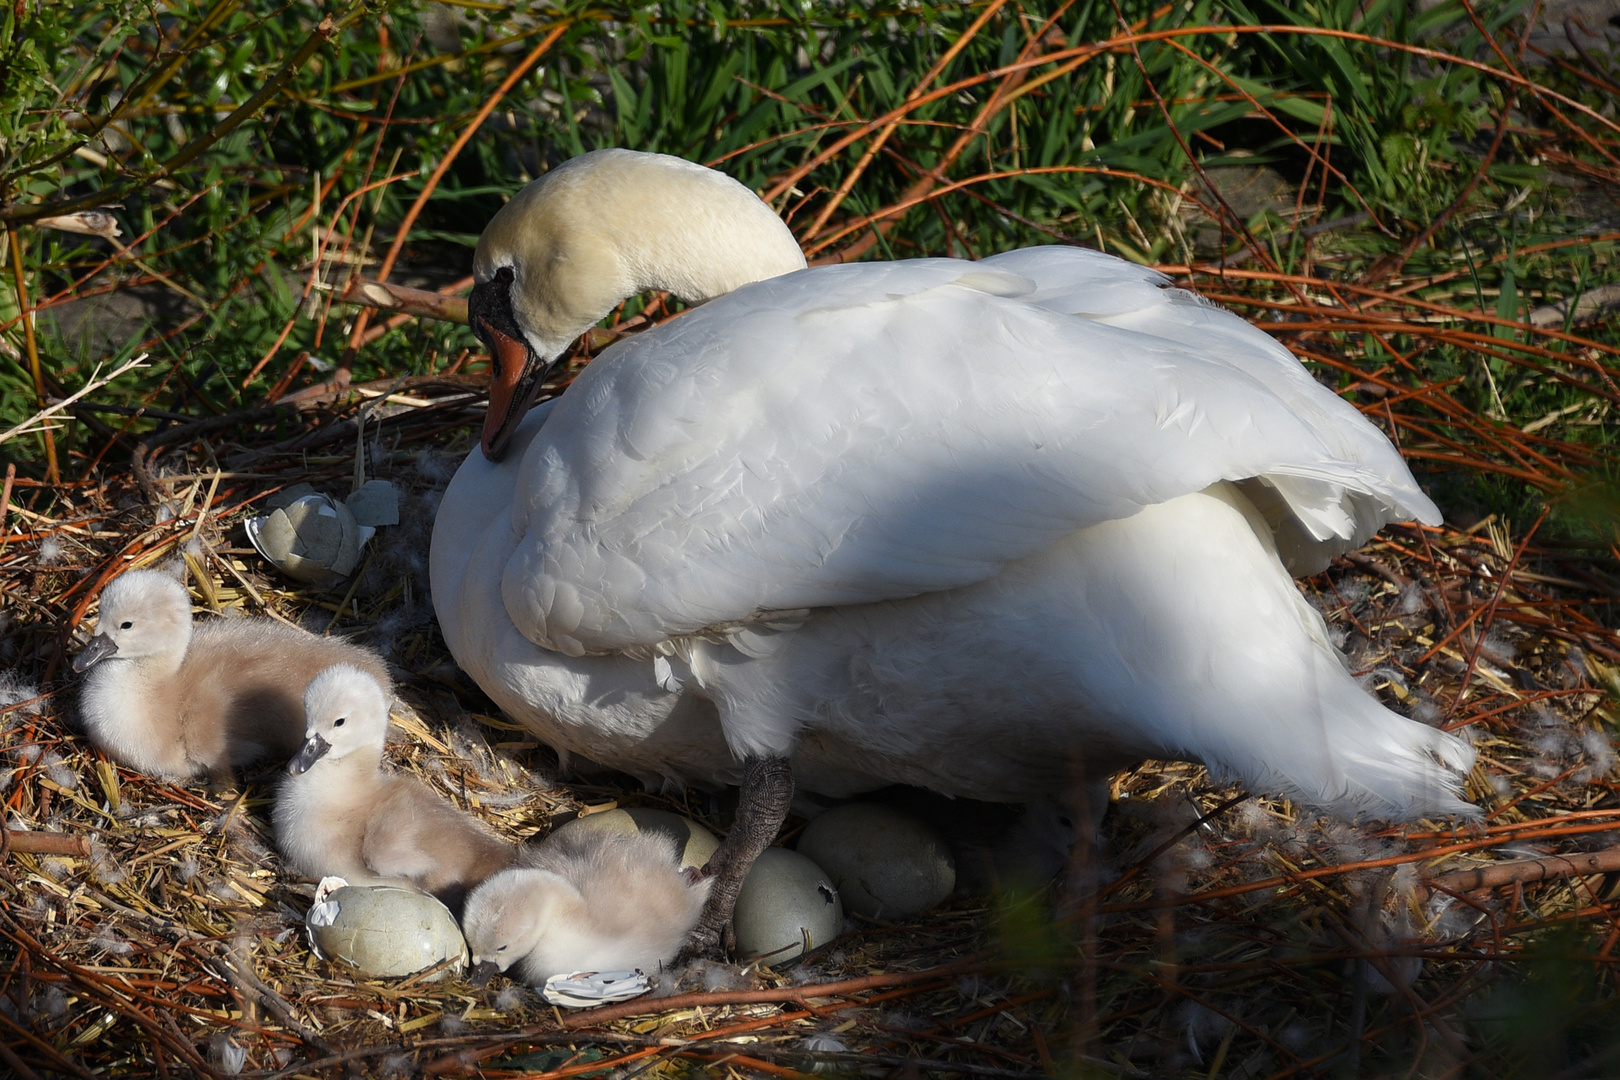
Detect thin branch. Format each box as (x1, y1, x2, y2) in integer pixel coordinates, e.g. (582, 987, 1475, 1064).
(1428, 847, 1620, 893)
(342, 21, 571, 359)
(560, 959, 982, 1029)
(339, 278, 470, 325)
(0, 355, 150, 447)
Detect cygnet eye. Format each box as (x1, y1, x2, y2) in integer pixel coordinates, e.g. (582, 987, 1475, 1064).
(120, 621, 133, 630)
(333, 717, 346, 728)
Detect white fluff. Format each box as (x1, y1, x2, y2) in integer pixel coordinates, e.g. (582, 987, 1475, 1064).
(210, 1033, 246, 1076)
(33, 986, 68, 1023)
(40, 751, 76, 790)
(492, 986, 527, 1012)
(1579, 726, 1617, 782)
(88, 837, 126, 885)
(0, 670, 42, 720)
(430, 149, 1477, 822)
(1480, 630, 1518, 666)
(461, 828, 711, 984)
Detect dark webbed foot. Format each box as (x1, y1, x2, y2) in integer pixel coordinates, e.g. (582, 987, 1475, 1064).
(676, 923, 724, 964)
(679, 755, 794, 961)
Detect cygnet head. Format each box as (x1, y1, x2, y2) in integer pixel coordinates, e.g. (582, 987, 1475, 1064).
(287, 664, 390, 775)
(469, 149, 807, 460)
(461, 867, 576, 975)
(73, 570, 192, 673)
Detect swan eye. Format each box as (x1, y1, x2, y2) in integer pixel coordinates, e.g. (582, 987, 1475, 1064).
(333, 717, 346, 728)
(119, 621, 133, 630)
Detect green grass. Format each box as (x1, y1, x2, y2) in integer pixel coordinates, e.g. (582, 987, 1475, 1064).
(1, 0, 1617, 538)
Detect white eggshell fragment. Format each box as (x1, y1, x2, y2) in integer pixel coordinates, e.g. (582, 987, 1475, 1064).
(245, 492, 364, 587)
(545, 808, 719, 869)
(796, 803, 956, 920)
(542, 970, 651, 1008)
(346, 479, 400, 527)
(305, 885, 467, 979)
(732, 847, 842, 963)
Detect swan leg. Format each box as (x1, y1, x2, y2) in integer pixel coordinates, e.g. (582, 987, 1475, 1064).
(681, 755, 794, 959)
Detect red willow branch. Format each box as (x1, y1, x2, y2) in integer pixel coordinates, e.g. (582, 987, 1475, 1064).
(1428, 847, 1620, 893)
(560, 959, 982, 1029)
(341, 21, 572, 359)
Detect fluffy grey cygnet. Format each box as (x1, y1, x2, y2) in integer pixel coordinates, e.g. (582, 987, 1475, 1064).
(273, 664, 514, 909)
(461, 828, 712, 984)
(74, 569, 390, 782)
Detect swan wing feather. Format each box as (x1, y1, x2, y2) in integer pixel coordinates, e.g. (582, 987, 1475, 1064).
(503, 247, 1437, 655)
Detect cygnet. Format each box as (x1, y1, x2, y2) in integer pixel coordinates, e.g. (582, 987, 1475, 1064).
(461, 828, 712, 984)
(274, 664, 514, 909)
(74, 569, 391, 782)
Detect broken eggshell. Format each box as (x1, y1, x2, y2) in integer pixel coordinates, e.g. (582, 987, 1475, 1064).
(245, 483, 395, 587)
(305, 878, 467, 979)
(347, 479, 400, 527)
(732, 847, 842, 964)
(544, 808, 719, 870)
(541, 969, 651, 1008)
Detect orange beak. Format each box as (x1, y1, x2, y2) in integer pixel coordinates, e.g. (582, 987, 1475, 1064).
(480, 319, 537, 461)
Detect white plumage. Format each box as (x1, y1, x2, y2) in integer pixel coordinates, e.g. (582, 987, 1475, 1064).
(431, 149, 1475, 823)
(461, 829, 711, 983)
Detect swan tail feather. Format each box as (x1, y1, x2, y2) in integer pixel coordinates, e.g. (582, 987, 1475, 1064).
(1204, 689, 1478, 823)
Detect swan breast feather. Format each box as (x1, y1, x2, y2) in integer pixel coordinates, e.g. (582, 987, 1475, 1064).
(501, 248, 1438, 655)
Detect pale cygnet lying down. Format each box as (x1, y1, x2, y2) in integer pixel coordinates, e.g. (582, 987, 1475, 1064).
(74, 569, 390, 782)
(274, 664, 515, 910)
(462, 829, 712, 984)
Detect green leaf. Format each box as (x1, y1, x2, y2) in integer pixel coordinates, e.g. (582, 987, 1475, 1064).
(1496, 266, 1519, 339)
(606, 65, 641, 145)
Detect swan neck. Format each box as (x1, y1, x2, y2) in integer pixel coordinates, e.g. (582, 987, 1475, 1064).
(320, 744, 384, 779)
(139, 640, 187, 680)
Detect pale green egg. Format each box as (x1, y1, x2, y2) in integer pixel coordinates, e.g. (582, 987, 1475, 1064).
(732, 847, 842, 964)
(306, 885, 466, 979)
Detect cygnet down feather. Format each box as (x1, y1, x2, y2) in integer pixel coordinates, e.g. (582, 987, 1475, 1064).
(75, 570, 391, 782)
(461, 828, 711, 984)
(274, 664, 515, 909)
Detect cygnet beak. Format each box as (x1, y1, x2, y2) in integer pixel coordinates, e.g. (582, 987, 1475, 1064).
(72, 633, 119, 673)
(287, 733, 332, 775)
(468, 959, 501, 987)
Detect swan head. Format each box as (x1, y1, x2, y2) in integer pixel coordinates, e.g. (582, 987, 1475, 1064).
(289, 664, 389, 775)
(469, 149, 806, 460)
(74, 570, 192, 673)
(461, 866, 577, 977)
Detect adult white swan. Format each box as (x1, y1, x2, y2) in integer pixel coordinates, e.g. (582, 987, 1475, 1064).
(431, 149, 1475, 949)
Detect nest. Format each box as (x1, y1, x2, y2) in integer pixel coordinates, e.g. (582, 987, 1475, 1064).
(2, 380, 1619, 1079)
